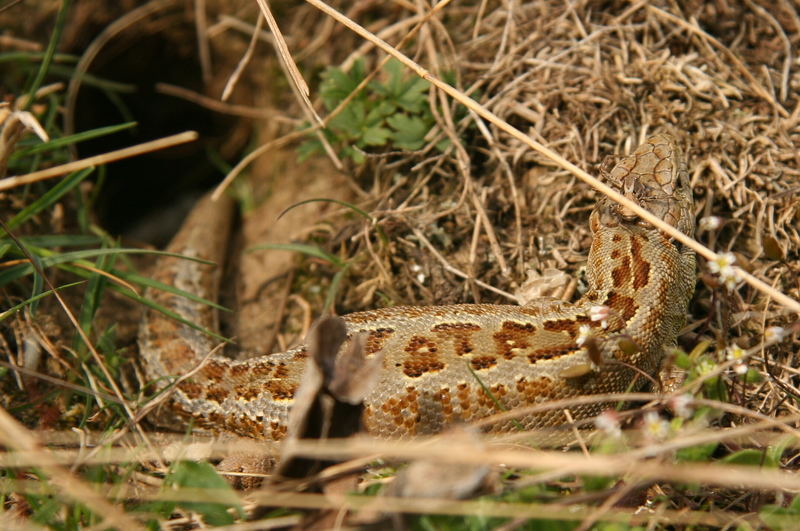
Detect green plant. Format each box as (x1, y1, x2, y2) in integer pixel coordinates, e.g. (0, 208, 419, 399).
(299, 58, 447, 163)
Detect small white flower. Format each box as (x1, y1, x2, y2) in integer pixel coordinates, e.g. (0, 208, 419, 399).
(764, 326, 786, 346)
(642, 411, 669, 441)
(725, 344, 746, 361)
(708, 252, 736, 274)
(595, 410, 622, 438)
(670, 394, 693, 418)
(409, 263, 426, 284)
(708, 252, 740, 290)
(576, 324, 592, 346)
(589, 305, 611, 329)
(718, 266, 740, 290)
(726, 345, 748, 376)
(699, 216, 721, 231)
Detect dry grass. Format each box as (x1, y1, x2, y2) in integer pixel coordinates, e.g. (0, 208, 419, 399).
(1, 0, 800, 528)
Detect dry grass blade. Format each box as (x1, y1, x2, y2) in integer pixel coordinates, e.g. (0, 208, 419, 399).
(0, 131, 198, 191)
(193, 0, 212, 84)
(221, 13, 265, 102)
(0, 408, 145, 530)
(243, 490, 757, 527)
(285, 437, 800, 491)
(254, 0, 340, 169)
(156, 82, 293, 120)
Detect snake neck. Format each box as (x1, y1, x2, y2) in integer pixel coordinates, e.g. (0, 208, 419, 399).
(579, 222, 695, 355)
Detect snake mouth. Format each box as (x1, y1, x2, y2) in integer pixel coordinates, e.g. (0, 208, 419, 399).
(616, 204, 639, 222)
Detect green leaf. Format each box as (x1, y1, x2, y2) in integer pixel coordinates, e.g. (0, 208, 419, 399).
(760, 496, 800, 530)
(324, 264, 350, 313)
(745, 367, 763, 384)
(395, 76, 430, 113)
(297, 135, 323, 161)
(387, 113, 430, 150)
(330, 100, 366, 139)
(674, 349, 692, 370)
(320, 60, 366, 110)
(766, 436, 792, 469)
(166, 461, 244, 525)
(374, 59, 429, 113)
(365, 99, 396, 124)
(676, 442, 718, 462)
(24, 0, 69, 107)
(721, 449, 766, 466)
(361, 125, 391, 146)
(17, 234, 101, 248)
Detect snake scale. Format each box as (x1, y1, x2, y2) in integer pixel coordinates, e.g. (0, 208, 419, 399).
(139, 134, 696, 439)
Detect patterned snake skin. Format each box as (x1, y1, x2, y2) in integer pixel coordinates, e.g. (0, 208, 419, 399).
(139, 134, 696, 439)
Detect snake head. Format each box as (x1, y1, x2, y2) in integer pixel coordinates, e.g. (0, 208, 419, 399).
(593, 133, 695, 238)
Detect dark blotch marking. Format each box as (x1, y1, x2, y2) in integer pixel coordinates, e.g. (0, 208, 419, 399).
(265, 381, 296, 400)
(611, 256, 632, 288)
(435, 387, 454, 418)
(177, 381, 204, 399)
(205, 386, 229, 403)
(273, 362, 290, 379)
(230, 365, 251, 378)
(630, 235, 651, 290)
(604, 292, 638, 321)
(365, 327, 395, 355)
(542, 315, 591, 335)
(493, 321, 536, 359)
(432, 322, 480, 355)
(527, 345, 573, 363)
(248, 361, 277, 379)
(405, 335, 438, 354)
(456, 382, 471, 415)
(201, 360, 227, 380)
(402, 335, 444, 378)
(270, 421, 287, 441)
(234, 384, 261, 401)
(470, 355, 498, 370)
(515, 376, 558, 402)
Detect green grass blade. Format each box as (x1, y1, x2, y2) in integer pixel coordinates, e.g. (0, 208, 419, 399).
(277, 197, 374, 222)
(11, 122, 137, 158)
(0, 281, 85, 321)
(0, 248, 216, 288)
(23, 0, 70, 108)
(4, 167, 95, 232)
(16, 235, 102, 248)
(247, 242, 345, 269)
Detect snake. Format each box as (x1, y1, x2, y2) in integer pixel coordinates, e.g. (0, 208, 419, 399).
(138, 133, 696, 439)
